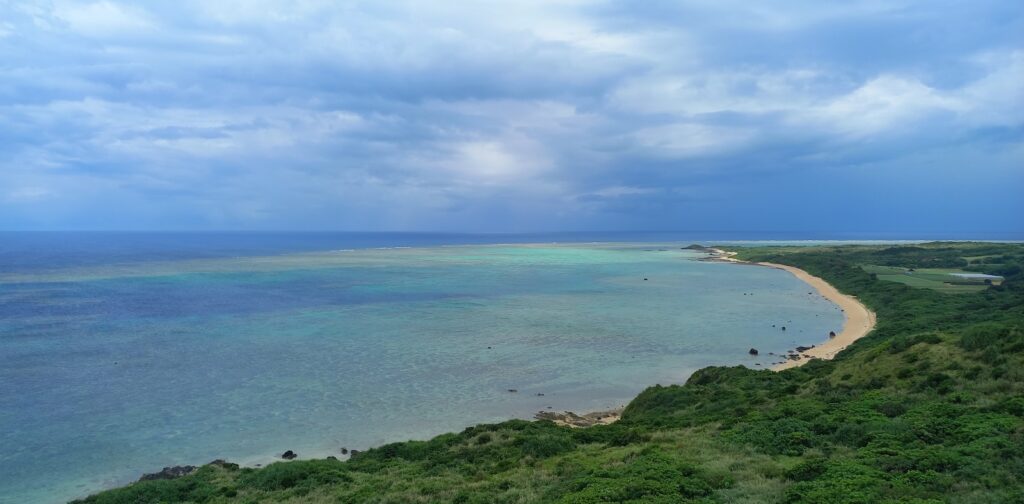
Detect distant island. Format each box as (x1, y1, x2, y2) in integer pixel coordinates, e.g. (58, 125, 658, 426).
(73, 242, 1024, 503)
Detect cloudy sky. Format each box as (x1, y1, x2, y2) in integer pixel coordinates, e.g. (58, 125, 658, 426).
(1, 1, 1022, 235)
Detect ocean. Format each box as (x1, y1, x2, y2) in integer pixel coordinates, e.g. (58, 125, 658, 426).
(0, 232, 847, 503)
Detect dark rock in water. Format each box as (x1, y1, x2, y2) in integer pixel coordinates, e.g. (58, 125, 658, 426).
(487, 346, 492, 349)
(340, 447, 349, 455)
(507, 389, 518, 393)
(755, 363, 761, 366)
(749, 348, 759, 355)
(781, 326, 786, 331)
(768, 352, 775, 355)
(795, 345, 814, 352)
(281, 450, 297, 460)
(139, 465, 196, 481)
(829, 331, 837, 338)
(644, 278, 648, 281)
(772, 324, 775, 327)
(536, 393, 545, 396)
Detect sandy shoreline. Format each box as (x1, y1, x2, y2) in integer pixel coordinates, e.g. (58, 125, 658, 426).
(707, 249, 877, 370)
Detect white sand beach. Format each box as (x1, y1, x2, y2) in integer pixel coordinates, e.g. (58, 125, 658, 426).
(707, 249, 877, 370)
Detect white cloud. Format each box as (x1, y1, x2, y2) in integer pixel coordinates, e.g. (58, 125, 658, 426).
(609, 68, 831, 117)
(587, 186, 657, 198)
(5, 187, 53, 203)
(960, 50, 1024, 127)
(806, 76, 964, 137)
(51, 1, 155, 36)
(629, 123, 754, 158)
(438, 138, 553, 186)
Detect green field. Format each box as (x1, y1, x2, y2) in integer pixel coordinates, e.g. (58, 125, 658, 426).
(859, 265, 997, 293)
(74, 242, 1024, 504)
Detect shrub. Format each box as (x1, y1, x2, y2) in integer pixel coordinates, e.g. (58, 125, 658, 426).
(960, 323, 1011, 351)
(239, 460, 351, 491)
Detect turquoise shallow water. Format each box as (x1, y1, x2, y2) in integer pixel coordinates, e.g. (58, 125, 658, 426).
(0, 242, 844, 503)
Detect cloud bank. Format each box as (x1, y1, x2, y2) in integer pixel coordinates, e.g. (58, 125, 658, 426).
(1, 0, 1022, 234)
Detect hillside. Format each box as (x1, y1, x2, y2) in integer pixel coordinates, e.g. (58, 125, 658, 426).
(73, 243, 1024, 504)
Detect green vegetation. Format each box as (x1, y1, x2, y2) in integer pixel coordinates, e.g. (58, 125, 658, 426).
(74, 242, 1024, 504)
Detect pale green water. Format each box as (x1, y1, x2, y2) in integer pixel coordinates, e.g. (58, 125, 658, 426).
(0, 243, 844, 503)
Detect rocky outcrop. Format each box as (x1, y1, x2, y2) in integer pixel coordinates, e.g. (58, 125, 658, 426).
(139, 465, 196, 481)
(535, 409, 621, 428)
(281, 450, 297, 460)
(208, 459, 239, 470)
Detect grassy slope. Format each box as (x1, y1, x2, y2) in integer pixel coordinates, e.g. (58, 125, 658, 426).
(73, 243, 1024, 504)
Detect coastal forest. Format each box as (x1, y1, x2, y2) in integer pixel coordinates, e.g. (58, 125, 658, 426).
(74, 242, 1024, 504)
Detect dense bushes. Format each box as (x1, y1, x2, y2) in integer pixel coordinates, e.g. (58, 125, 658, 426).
(959, 322, 1021, 352)
(555, 448, 720, 503)
(238, 459, 352, 491)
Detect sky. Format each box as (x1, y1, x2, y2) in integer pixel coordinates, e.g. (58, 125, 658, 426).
(1, 1, 1022, 235)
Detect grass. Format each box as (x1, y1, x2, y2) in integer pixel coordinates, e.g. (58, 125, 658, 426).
(74, 242, 1024, 504)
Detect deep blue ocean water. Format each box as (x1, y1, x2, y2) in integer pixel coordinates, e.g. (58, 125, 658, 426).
(0, 232, 854, 503)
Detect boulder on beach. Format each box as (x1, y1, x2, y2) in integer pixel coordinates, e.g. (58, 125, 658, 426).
(748, 348, 759, 355)
(340, 447, 348, 455)
(829, 331, 837, 338)
(139, 466, 196, 481)
(281, 450, 297, 460)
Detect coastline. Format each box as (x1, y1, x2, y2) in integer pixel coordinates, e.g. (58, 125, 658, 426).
(535, 247, 878, 427)
(60, 244, 876, 500)
(707, 248, 877, 370)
